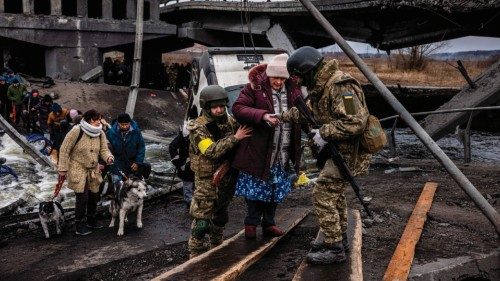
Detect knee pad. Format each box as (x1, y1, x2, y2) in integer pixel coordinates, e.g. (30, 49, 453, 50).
(192, 219, 211, 239)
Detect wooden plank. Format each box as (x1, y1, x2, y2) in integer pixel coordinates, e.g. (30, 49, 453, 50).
(383, 182, 438, 281)
(292, 209, 363, 281)
(0, 115, 56, 169)
(153, 207, 310, 281)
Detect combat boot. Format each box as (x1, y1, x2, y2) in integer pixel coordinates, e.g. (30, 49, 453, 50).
(310, 239, 324, 252)
(306, 242, 346, 265)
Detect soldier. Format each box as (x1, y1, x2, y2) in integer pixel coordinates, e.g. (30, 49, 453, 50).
(187, 85, 252, 258)
(287, 46, 372, 265)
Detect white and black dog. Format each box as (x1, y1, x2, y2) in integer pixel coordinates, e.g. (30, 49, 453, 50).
(108, 176, 147, 236)
(38, 200, 65, 239)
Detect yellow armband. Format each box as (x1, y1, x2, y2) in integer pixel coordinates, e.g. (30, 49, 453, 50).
(198, 138, 214, 154)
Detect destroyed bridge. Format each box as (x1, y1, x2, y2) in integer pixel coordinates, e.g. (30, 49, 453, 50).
(0, 0, 499, 80)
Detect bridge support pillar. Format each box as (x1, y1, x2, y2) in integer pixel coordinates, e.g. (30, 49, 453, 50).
(150, 0, 159, 21)
(45, 46, 100, 81)
(0, 0, 4, 13)
(102, 0, 112, 19)
(127, 0, 136, 19)
(77, 0, 88, 17)
(51, 0, 62, 15)
(266, 23, 296, 54)
(22, 0, 34, 15)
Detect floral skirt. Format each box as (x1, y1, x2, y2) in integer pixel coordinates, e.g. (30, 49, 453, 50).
(235, 164, 291, 203)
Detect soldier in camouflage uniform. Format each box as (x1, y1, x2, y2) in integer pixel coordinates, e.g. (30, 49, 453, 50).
(287, 46, 372, 265)
(187, 85, 252, 258)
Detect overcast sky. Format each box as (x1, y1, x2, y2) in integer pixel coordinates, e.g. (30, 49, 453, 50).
(325, 36, 500, 54)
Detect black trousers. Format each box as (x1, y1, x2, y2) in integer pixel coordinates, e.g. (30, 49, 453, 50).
(244, 199, 277, 227)
(75, 187, 100, 222)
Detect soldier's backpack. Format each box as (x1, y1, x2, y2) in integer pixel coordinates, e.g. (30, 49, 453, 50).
(326, 71, 387, 154)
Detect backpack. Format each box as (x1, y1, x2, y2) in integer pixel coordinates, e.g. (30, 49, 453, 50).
(325, 71, 387, 154)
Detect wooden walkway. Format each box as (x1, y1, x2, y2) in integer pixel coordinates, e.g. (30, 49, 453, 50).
(153, 207, 310, 281)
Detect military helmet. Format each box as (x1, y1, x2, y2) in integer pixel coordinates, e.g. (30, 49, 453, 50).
(287, 46, 323, 76)
(199, 85, 229, 109)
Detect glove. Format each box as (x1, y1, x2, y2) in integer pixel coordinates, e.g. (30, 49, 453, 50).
(281, 107, 300, 123)
(311, 129, 327, 151)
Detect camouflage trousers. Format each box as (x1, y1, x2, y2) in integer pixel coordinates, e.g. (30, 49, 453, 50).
(188, 183, 235, 256)
(313, 179, 348, 244)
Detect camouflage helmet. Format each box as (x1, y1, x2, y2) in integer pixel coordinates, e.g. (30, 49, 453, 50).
(287, 46, 323, 76)
(199, 85, 229, 109)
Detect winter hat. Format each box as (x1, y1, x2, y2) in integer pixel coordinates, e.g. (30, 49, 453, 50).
(69, 109, 79, 120)
(266, 53, 290, 79)
(51, 103, 62, 113)
(117, 113, 132, 123)
(12, 78, 19, 84)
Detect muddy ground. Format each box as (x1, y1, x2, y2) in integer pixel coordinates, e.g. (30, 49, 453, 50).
(1, 81, 498, 280)
(0, 157, 498, 280)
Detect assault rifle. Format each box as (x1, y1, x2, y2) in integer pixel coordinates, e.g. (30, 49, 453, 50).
(294, 97, 373, 217)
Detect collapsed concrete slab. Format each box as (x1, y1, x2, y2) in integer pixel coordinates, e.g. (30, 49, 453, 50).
(421, 60, 500, 141)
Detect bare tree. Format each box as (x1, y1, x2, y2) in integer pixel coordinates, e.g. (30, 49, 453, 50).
(393, 42, 449, 71)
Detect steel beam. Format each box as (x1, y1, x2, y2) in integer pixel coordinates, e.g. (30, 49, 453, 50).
(298, 0, 500, 235)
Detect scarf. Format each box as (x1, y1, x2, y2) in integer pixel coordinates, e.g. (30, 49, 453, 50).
(80, 120, 102, 138)
(270, 85, 291, 167)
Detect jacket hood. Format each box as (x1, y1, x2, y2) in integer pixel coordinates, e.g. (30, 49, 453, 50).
(248, 64, 268, 90)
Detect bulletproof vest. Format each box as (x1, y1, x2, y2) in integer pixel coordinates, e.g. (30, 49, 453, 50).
(189, 114, 237, 178)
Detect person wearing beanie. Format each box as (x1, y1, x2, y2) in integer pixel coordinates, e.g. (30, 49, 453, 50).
(231, 53, 304, 240)
(106, 112, 146, 185)
(47, 102, 69, 150)
(69, 109, 79, 121)
(6, 77, 27, 125)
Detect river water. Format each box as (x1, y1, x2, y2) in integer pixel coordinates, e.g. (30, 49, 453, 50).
(0, 133, 174, 215)
(1, 129, 499, 214)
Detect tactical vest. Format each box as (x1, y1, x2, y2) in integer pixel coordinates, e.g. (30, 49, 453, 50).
(189, 115, 238, 178)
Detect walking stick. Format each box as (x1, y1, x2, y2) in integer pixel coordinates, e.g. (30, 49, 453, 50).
(168, 168, 177, 193)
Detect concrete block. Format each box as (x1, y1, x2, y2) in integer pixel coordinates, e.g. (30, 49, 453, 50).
(80, 65, 103, 82)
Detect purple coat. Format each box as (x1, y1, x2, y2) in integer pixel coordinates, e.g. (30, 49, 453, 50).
(232, 64, 303, 180)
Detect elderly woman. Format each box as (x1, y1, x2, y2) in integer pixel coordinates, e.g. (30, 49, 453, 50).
(232, 53, 303, 239)
(58, 109, 114, 236)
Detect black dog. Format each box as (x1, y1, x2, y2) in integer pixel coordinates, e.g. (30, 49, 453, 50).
(38, 201, 64, 239)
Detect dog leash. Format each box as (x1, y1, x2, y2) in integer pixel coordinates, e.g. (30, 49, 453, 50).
(52, 174, 66, 200)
